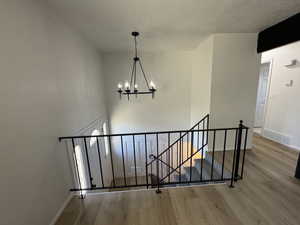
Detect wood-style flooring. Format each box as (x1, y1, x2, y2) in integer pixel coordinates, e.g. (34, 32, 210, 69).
(55, 134, 300, 225)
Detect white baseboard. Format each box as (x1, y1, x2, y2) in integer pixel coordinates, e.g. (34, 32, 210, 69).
(262, 129, 300, 152)
(49, 193, 74, 225)
(263, 129, 291, 146)
(284, 144, 300, 152)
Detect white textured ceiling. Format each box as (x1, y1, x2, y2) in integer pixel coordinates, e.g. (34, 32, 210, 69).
(47, 0, 300, 51)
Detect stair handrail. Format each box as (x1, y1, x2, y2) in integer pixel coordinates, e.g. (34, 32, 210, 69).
(160, 141, 208, 183)
(147, 114, 209, 166)
(149, 154, 180, 174)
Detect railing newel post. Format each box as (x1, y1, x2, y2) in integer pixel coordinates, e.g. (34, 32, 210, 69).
(230, 129, 238, 188)
(234, 120, 243, 181)
(241, 128, 248, 179)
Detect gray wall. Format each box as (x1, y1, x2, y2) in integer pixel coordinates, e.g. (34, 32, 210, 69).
(0, 1, 107, 225)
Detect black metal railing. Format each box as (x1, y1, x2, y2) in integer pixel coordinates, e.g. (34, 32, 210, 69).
(59, 116, 249, 197)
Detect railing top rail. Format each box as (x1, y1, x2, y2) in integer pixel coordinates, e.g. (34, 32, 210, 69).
(59, 126, 248, 141)
(189, 114, 209, 130)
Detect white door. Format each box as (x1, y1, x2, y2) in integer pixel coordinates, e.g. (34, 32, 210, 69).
(254, 63, 270, 127)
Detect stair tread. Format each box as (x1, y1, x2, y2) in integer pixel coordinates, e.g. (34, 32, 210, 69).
(194, 158, 231, 180)
(204, 155, 232, 179)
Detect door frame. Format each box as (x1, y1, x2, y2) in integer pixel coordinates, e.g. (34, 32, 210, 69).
(259, 59, 273, 135)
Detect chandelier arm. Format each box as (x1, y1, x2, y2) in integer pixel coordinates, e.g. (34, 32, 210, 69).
(129, 60, 136, 91)
(138, 60, 151, 90)
(133, 61, 137, 91)
(134, 61, 137, 89)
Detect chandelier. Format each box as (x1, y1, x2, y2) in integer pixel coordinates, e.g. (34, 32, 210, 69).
(117, 31, 157, 100)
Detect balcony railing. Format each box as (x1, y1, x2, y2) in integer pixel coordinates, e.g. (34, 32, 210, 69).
(59, 115, 249, 197)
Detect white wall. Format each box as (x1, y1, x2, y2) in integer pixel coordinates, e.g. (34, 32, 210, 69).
(190, 36, 213, 126)
(209, 34, 260, 149)
(103, 51, 194, 133)
(0, 1, 107, 225)
(262, 41, 300, 150)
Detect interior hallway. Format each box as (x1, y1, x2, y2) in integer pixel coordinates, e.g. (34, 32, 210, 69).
(56, 134, 300, 225)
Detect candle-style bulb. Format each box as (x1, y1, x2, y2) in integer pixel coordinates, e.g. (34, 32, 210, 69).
(118, 83, 123, 90)
(149, 81, 156, 90)
(124, 81, 130, 90)
(134, 84, 138, 93)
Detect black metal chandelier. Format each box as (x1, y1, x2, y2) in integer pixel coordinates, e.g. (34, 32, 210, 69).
(117, 31, 157, 100)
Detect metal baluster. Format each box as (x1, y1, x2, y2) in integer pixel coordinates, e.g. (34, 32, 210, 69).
(179, 132, 182, 182)
(202, 121, 205, 148)
(83, 138, 94, 189)
(189, 131, 194, 182)
(187, 132, 189, 159)
(162, 157, 164, 179)
(150, 162, 153, 186)
(230, 130, 238, 188)
(160, 155, 163, 179)
(211, 130, 216, 180)
(221, 130, 227, 180)
(145, 134, 149, 188)
(96, 137, 104, 188)
(201, 126, 205, 181)
(108, 135, 116, 187)
(206, 115, 209, 145)
(197, 124, 200, 150)
(71, 138, 84, 198)
(177, 142, 179, 171)
(168, 133, 170, 183)
(241, 128, 248, 179)
(171, 146, 173, 170)
(133, 135, 138, 185)
(156, 133, 161, 193)
(120, 136, 127, 186)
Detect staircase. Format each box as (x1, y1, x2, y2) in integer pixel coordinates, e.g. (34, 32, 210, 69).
(147, 114, 235, 190)
(152, 149, 232, 188)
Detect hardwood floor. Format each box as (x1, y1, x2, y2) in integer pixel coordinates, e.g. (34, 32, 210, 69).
(56, 134, 300, 225)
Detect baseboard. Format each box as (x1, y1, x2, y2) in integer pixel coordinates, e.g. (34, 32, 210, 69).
(49, 193, 74, 225)
(263, 129, 291, 146)
(262, 129, 300, 152)
(283, 143, 300, 152)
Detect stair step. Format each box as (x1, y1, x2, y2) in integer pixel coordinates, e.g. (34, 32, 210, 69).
(174, 174, 188, 182)
(183, 166, 204, 182)
(156, 154, 231, 188)
(193, 159, 211, 180)
(205, 154, 231, 179)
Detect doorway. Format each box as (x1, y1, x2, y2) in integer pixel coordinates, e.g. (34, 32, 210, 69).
(254, 62, 271, 134)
